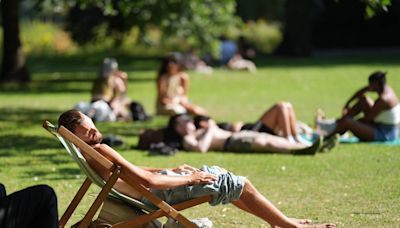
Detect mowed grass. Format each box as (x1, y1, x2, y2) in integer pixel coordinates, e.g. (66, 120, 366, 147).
(0, 54, 400, 227)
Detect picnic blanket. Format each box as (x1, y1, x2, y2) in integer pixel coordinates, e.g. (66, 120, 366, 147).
(339, 137, 400, 145)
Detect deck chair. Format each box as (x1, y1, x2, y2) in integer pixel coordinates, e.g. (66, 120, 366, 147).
(43, 120, 211, 228)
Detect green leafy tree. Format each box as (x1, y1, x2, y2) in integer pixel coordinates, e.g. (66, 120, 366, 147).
(48, 0, 239, 52)
(364, 0, 392, 18)
(1, 0, 237, 84)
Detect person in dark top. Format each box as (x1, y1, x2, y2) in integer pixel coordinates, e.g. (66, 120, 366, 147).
(0, 184, 58, 228)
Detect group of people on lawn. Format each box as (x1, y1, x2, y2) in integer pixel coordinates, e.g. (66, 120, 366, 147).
(85, 54, 398, 155)
(2, 53, 398, 227)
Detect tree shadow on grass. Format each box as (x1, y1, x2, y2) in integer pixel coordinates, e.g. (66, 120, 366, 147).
(0, 135, 60, 153)
(0, 73, 154, 94)
(254, 53, 400, 68)
(34, 152, 74, 165)
(0, 107, 61, 128)
(0, 77, 91, 94)
(27, 53, 160, 73)
(21, 167, 83, 181)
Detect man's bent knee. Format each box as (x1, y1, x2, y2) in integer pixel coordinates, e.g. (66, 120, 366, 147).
(242, 179, 256, 195)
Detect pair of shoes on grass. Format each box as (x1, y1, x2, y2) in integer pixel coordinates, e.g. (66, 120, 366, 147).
(292, 134, 340, 155)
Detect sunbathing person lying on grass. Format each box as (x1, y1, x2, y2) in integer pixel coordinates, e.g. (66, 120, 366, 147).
(194, 101, 313, 146)
(58, 109, 335, 228)
(165, 114, 323, 155)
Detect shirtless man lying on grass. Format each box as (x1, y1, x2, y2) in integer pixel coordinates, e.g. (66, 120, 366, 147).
(164, 114, 323, 155)
(58, 109, 335, 228)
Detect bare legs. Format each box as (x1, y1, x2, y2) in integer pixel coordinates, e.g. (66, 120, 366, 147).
(259, 102, 295, 138)
(343, 95, 374, 118)
(248, 133, 322, 155)
(328, 96, 375, 141)
(232, 180, 335, 228)
(259, 102, 311, 145)
(330, 117, 374, 141)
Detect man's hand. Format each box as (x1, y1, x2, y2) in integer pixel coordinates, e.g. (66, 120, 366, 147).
(188, 171, 218, 184)
(172, 164, 200, 174)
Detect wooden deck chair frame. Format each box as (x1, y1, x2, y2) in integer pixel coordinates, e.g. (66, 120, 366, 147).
(43, 120, 211, 228)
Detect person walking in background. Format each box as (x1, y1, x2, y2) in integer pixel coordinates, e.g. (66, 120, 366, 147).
(156, 53, 207, 116)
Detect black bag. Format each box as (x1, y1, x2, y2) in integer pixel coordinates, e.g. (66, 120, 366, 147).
(149, 142, 177, 156)
(130, 101, 152, 121)
(102, 135, 124, 147)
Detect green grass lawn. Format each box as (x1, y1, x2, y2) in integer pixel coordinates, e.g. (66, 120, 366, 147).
(1, 54, 400, 227)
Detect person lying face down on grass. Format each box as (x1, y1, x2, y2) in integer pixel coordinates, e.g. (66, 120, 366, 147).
(58, 110, 335, 228)
(165, 114, 323, 155)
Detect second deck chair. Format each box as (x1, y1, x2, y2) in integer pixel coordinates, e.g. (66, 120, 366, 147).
(43, 121, 211, 228)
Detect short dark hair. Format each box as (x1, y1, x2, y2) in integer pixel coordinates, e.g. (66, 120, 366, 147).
(58, 109, 83, 132)
(368, 71, 386, 86)
(164, 114, 191, 150)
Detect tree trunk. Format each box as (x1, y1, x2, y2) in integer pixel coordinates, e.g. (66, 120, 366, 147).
(0, 0, 30, 83)
(275, 0, 325, 57)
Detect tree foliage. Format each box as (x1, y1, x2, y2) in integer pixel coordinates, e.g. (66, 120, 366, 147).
(37, 0, 239, 52)
(363, 0, 392, 17)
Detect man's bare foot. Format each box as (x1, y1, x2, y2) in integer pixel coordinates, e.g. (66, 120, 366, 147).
(300, 223, 336, 228)
(290, 218, 312, 224)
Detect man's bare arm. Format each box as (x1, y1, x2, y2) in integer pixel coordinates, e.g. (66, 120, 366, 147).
(364, 98, 390, 121)
(183, 126, 215, 153)
(344, 86, 370, 108)
(94, 144, 217, 189)
(141, 164, 200, 174)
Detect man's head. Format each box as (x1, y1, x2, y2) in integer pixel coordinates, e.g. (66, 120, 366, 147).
(58, 109, 103, 145)
(167, 114, 196, 137)
(368, 71, 386, 91)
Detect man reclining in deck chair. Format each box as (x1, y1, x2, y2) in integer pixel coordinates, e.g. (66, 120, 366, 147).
(58, 109, 335, 228)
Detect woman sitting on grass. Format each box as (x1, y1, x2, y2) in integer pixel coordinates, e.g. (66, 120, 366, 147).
(90, 58, 131, 121)
(326, 71, 399, 142)
(156, 53, 207, 116)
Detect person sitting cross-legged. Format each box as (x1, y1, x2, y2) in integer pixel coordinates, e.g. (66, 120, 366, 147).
(58, 109, 335, 228)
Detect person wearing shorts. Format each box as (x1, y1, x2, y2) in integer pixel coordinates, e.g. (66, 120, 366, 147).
(57, 109, 335, 228)
(167, 114, 322, 155)
(327, 71, 399, 142)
